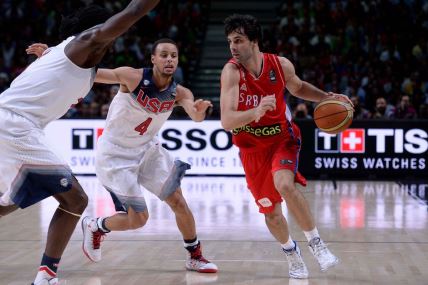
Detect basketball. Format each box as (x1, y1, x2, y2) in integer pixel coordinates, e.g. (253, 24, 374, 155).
(314, 98, 353, 134)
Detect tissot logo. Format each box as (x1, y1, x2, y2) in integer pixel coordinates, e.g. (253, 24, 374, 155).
(72, 128, 104, 150)
(315, 130, 339, 153)
(340, 129, 365, 153)
(315, 129, 366, 153)
(315, 128, 365, 154)
(315, 128, 428, 154)
(72, 129, 94, 149)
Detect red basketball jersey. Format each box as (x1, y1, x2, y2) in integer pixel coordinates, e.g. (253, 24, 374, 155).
(228, 53, 294, 149)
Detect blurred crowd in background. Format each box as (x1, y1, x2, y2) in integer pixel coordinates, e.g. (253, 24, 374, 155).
(268, 0, 428, 120)
(0, 0, 208, 118)
(0, 0, 427, 120)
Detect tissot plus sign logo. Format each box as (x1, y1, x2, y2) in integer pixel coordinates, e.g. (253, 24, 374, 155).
(340, 129, 365, 153)
(315, 129, 365, 153)
(72, 128, 104, 150)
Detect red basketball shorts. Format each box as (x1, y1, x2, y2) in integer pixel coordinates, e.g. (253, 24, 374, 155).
(239, 128, 307, 214)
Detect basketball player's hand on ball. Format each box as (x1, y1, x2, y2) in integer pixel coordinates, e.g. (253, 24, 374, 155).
(193, 99, 213, 114)
(326, 92, 354, 109)
(255, 95, 276, 123)
(26, 43, 48, 58)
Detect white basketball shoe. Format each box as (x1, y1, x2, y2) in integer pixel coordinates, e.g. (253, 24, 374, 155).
(82, 216, 105, 262)
(185, 243, 218, 273)
(308, 237, 339, 271)
(283, 242, 309, 279)
(32, 277, 59, 285)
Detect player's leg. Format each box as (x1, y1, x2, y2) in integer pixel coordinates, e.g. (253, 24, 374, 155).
(264, 202, 291, 243)
(273, 148, 339, 272)
(164, 188, 218, 273)
(0, 110, 85, 284)
(264, 203, 308, 279)
(83, 137, 149, 262)
(33, 176, 88, 285)
(240, 147, 308, 279)
(165, 188, 195, 239)
(103, 207, 149, 230)
(141, 142, 217, 273)
(82, 191, 149, 262)
(273, 169, 315, 231)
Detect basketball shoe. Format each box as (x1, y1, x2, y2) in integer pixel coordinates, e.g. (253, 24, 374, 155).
(32, 277, 58, 285)
(185, 243, 218, 273)
(308, 237, 339, 271)
(283, 241, 309, 279)
(82, 216, 105, 262)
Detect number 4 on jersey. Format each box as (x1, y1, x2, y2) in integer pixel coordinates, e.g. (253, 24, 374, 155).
(134, 118, 152, 135)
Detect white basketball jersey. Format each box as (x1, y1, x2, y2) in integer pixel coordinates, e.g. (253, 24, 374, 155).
(102, 91, 174, 148)
(101, 69, 177, 148)
(0, 36, 96, 128)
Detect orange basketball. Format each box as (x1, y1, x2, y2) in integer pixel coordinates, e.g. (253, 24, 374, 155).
(314, 98, 353, 134)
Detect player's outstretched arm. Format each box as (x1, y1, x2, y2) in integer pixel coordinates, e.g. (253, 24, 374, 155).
(90, 0, 159, 42)
(66, 0, 159, 66)
(26, 43, 134, 87)
(280, 57, 353, 106)
(95, 67, 135, 85)
(176, 85, 213, 122)
(220, 63, 275, 131)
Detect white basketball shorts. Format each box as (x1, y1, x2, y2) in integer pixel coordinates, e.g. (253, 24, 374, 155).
(0, 108, 73, 208)
(95, 136, 190, 213)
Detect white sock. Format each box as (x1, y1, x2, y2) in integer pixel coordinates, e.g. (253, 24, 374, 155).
(183, 238, 199, 248)
(281, 236, 295, 251)
(303, 228, 320, 242)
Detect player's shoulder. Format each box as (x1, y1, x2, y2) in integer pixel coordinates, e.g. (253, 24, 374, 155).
(175, 84, 193, 102)
(275, 56, 295, 75)
(73, 24, 105, 43)
(176, 84, 191, 94)
(276, 55, 291, 65)
(221, 62, 240, 79)
(223, 61, 239, 71)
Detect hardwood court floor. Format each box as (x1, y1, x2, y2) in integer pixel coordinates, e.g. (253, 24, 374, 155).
(0, 177, 427, 285)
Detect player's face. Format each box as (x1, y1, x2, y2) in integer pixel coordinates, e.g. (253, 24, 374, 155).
(151, 43, 179, 75)
(227, 30, 257, 63)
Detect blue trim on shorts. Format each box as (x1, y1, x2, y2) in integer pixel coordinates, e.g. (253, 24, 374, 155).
(106, 188, 147, 213)
(11, 167, 73, 209)
(108, 191, 128, 212)
(294, 138, 301, 174)
(159, 160, 191, 200)
(286, 120, 295, 140)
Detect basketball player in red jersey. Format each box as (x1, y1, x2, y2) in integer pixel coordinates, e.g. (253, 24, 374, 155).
(221, 14, 351, 279)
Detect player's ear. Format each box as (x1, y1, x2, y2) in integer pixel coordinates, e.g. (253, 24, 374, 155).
(151, 54, 155, 64)
(251, 39, 258, 48)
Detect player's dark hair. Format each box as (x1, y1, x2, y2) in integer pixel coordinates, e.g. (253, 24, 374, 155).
(224, 14, 262, 43)
(151, 38, 178, 55)
(59, 5, 111, 39)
